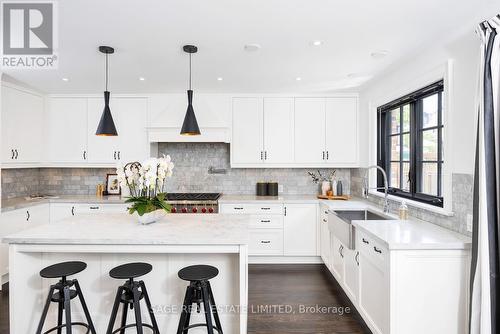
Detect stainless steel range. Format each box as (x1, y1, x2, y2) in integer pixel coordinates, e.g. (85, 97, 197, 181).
(166, 193, 221, 214)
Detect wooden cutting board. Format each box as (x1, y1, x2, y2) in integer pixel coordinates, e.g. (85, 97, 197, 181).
(317, 194, 350, 200)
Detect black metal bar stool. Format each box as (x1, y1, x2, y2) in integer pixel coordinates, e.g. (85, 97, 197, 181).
(106, 262, 159, 334)
(176, 265, 223, 334)
(36, 261, 96, 334)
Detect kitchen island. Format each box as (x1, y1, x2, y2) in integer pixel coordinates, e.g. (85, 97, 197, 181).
(3, 213, 249, 333)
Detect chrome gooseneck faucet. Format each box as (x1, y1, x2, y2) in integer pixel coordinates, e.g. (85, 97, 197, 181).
(362, 165, 390, 213)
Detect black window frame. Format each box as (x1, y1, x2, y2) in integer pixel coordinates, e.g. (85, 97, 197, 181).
(377, 80, 444, 207)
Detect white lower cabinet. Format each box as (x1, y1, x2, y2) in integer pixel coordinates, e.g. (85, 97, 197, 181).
(325, 225, 470, 334)
(220, 202, 318, 257)
(50, 203, 129, 222)
(0, 204, 50, 278)
(319, 204, 331, 269)
(283, 204, 318, 256)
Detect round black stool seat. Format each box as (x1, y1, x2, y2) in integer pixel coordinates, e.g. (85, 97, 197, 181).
(40, 261, 87, 278)
(109, 262, 152, 279)
(178, 265, 219, 282)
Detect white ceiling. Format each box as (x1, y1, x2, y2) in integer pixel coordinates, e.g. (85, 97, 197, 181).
(2, 0, 499, 94)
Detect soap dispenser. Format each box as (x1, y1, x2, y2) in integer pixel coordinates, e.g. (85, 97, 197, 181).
(398, 201, 409, 220)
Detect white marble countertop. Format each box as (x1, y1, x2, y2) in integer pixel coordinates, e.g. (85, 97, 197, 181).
(320, 199, 471, 250)
(3, 213, 249, 245)
(219, 194, 320, 203)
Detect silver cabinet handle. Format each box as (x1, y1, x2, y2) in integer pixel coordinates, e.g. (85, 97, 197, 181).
(261, 240, 271, 244)
(374, 246, 382, 254)
(26, 210, 30, 221)
(355, 252, 359, 266)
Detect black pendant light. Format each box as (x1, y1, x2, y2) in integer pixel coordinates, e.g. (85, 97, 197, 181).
(96, 45, 118, 136)
(180, 45, 201, 135)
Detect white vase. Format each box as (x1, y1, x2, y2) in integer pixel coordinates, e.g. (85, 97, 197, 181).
(321, 181, 331, 196)
(135, 210, 166, 225)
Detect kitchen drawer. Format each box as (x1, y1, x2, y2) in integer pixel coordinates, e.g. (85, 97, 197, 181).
(357, 230, 388, 270)
(219, 203, 283, 215)
(249, 229, 284, 255)
(249, 215, 283, 229)
(75, 204, 129, 214)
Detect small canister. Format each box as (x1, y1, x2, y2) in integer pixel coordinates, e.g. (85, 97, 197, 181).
(267, 182, 279, 196)
(256, 182, 268, 196)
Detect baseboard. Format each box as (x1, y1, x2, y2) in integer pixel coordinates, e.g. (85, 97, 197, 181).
(249, 256, 323, 264)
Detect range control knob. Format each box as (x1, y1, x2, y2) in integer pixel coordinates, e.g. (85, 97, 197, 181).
(208, 207, 214, 213)
(171, 207, 177, 213)
(201, 208, 207, 213)
(181, 207, 188, 213)
(192, 207, 198, 213)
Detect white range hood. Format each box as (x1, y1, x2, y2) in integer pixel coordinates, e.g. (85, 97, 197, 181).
(147, 126, 230, 143)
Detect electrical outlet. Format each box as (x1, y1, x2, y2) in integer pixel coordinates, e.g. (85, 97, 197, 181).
(466, 214, 473, 233)
(278, 184, 284, 193)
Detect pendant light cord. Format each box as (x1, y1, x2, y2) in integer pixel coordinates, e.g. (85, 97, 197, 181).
(105, 53, 109, 91)
(189, 53, 192, 90)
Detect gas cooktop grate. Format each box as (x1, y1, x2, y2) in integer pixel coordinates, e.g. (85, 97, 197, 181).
(166, 193, 222, 201)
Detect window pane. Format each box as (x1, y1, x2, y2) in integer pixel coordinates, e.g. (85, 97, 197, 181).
(391, 109, 400, 134)
(402, 104, 410, 132)
(421, 163, 438, 196)
(422, 94, 438, 128)
(402, 162, 410, 192)
(390, 136, 400, 161)
(402, 133, 410, 161)
(422, 129, 438, 161)
(390, 162, 400, 189)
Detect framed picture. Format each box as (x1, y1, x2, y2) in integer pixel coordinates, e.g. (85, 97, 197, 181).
(106, 173, 121, 195)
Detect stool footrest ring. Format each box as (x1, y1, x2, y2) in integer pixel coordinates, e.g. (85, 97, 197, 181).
(183, 323, 222, 333)
(111, 323, 157, 334)
(43, 322, 91, 334)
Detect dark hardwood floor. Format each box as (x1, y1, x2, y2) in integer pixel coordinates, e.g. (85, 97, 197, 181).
(0, 265, 370, 334)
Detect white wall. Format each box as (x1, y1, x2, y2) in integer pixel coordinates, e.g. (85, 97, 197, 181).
(359, 29, 481, 175)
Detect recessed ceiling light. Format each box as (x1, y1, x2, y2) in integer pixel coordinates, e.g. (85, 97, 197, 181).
(370, 50, 389, 59)
(296, 77, 302, 81)
(139, 77, 145, 81)
(61, 77, 69, 82)
(311, 40, 323, 46)
(244, 44, 261, 52)
(217, 77, 223, 81)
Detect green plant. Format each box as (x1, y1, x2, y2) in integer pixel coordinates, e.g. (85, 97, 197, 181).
(125, 193, 171, 216)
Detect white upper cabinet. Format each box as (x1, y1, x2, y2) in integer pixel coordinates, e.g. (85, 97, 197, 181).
(1, 84, 44, 165)
(231, 97, 263, 164)
(45, 97, 88, 163)
(263, 98, 294, 164)
(325, 97, 358, 166)
(87, 97, 118, 163)
(113, 97, 148, 163)
(294, 98, 326, 164)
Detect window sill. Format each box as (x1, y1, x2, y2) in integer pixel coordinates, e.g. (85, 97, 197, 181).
(367, 190, 454, 217)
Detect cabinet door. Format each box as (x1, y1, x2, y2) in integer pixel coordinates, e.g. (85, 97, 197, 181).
(26, 204, 50, 227)
(331, 236, 345, 280)
(50, 203, 76, 222)
(319, 206, 331, 269)
(283, 204, 317, 256)
(325, 97, 358, 165)
(231, 98, 263, 164)
(113, 98, 148, 163)
(0, 209, 26, 276)
(344, 249, 360, 303)
(87, 97, 118, 163)
(263, 98, 294, 163)
(1, 85, 43, 163)
(294, 98, 325, 164)
(46, 98, 88, 163)
(359, 252, 389, 334)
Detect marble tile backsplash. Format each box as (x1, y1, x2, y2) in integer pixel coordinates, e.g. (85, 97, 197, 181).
(350, 169, 473, 236)
(157, 143, 350, 195)
(1, 168, 40, 199)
